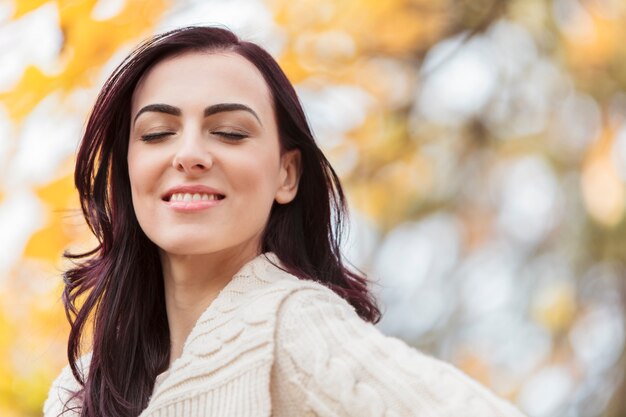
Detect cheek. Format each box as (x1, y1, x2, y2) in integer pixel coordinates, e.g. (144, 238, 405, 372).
(227, 150, 279, 198)
(128, 146, 155, 190)
(127, 146, 160, 214)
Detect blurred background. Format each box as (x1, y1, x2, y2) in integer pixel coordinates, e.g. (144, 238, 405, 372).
(1, 0, 625, 415)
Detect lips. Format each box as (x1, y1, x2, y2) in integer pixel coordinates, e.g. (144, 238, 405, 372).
(162, 184, 226, 202)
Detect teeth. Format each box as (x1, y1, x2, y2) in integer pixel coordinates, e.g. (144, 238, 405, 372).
(170, 193, 221, 202)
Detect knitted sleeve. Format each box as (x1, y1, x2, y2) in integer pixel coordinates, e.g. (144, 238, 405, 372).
(273, 288, 528, 417)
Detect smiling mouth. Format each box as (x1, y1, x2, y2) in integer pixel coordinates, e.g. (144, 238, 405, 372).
(163, 192, 226, 202)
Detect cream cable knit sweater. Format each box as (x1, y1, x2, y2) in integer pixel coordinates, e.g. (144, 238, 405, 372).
(44, 252, 527, 417)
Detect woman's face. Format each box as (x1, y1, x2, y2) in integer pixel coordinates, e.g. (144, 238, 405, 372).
(127, 51, 301, 259)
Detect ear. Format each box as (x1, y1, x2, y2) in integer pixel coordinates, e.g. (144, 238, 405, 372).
(274, 148, 302, 204)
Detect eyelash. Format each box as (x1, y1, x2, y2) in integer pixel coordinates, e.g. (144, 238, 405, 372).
(140, 131, 248, 142)
(140, 132, 174, 141)
(214, 131, 247, 141)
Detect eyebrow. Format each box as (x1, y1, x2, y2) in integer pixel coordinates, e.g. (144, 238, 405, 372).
(132, 102, 262, 126)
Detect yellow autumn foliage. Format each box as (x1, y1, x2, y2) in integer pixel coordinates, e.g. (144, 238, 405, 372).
(1, 1, 169, 414)
(1, 0, 170, 122)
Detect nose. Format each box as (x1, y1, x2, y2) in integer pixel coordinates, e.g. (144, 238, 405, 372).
(172, 129, 213, 174)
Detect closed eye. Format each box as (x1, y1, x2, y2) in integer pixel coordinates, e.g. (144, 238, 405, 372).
(213, 131, 248, 141)
(140, 132, 175, 142)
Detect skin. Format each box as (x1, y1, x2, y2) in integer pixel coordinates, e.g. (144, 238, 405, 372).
(128, 51, 301, 365)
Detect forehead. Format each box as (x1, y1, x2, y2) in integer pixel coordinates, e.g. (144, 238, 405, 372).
(131, 51, 273, 116)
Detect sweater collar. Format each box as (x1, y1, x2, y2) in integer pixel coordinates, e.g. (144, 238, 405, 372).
(153, 251, 285, 391)
(181, 251, 284, 345)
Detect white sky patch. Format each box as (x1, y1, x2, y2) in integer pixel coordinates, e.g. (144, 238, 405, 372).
(518, 365, 573, 417)
(444, 313, 552, 391)
(0, 1, 14, 24)
(340, 209, 380, 272)
(0, 2, 63, 90)
(375, 213, 462, 298)
(569, 304, 625, 374)
(0, 104, 15, 183)
(296, 83, 373, 149)
(456, 241, 519, 319)
(91, 0, 127, 21)
(500, 321, 552, 379)
(487, 20, 538, 81)
(418, 33, 498, 125)
(611, 122, 626, 181)
(495, 156, 561, 246)
(374, 213, 462, 338)
(7, 94, 81, 188)
(482, 21, 566, 139)
(554, 91, 602, 154)
(0, 190, 46, 283)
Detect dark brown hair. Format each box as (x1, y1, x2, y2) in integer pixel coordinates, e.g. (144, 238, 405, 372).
(63, 25, 381, 416)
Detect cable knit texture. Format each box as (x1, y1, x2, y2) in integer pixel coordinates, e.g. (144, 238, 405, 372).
(44, 252, 528, 417)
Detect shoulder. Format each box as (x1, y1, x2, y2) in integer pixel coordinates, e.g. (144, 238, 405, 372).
(272, 288, 528, 417)
(250, 253, 367, 347)
(245, 258, 349, 329)
(43, 353, 90, 417)
(240, 253, 337, 309)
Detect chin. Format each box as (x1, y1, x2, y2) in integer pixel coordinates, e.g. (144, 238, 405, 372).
(152, 235, 218, 256)
(150, 227, 263, 258)
(162, 245, 216, 257)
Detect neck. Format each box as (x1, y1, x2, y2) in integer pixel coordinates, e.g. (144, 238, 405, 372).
(159, 247, 261, 366)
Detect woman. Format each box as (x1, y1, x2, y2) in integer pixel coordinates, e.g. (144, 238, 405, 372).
(44, 26, 527, 417)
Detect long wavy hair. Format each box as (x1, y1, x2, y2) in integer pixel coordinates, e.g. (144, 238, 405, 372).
(62, 25, 381, 417)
